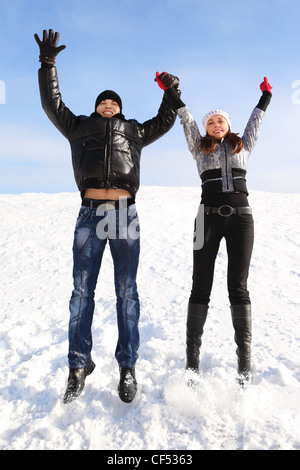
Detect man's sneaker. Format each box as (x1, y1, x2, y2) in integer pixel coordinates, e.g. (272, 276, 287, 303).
(118, 367, 137, 403)
(63, 361, 95, 404)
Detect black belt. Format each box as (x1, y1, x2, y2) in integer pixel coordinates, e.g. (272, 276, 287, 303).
(204, 205, 252, 217)
(82, 197, 135, 210)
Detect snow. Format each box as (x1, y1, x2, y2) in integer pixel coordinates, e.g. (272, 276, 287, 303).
(0, 186, 300, 451)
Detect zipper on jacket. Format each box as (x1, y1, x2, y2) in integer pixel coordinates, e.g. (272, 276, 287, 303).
(104, 119, 112, 188)
(223, 142, 230, 192)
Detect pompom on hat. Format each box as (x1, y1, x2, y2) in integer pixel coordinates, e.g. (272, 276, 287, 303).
(202, 109, 231, 132)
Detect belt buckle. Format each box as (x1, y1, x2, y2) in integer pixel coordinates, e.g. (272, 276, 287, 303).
(217, 205, 234, 217)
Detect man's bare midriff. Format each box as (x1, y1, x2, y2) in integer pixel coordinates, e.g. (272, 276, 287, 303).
(84, 188, 132, 200)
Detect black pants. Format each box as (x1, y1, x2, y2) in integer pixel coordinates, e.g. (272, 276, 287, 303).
(190, 213, 254, 305)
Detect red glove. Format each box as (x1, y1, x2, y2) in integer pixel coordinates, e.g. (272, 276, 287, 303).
(260, 77, 273, 94)
(155, 71, 168, 90)
(155, 71, 180, 90)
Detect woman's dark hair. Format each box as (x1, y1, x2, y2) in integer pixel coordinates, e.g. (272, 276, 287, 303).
(200, 132, 244, 155)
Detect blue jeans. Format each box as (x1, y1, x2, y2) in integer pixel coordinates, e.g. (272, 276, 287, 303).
(68, 201, 140, 369)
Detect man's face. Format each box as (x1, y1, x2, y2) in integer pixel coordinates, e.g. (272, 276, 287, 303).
(96, 99, 121, 118)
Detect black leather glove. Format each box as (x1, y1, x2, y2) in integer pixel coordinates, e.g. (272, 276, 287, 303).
(165, 87, 186, 110)
(34, 29, 66, 65)
(155, 72, 180, 90)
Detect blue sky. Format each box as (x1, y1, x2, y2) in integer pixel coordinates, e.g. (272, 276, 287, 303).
(0, 0, 299, 194)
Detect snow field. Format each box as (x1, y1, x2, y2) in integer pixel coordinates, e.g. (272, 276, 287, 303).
(0, 187, 300, 450)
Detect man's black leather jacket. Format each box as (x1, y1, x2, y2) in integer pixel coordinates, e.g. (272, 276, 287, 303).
(38, 66, 177, 197)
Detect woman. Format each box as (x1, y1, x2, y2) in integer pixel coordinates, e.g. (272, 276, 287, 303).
(156, 73, 272, 386)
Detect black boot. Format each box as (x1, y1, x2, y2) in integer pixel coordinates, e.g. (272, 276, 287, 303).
(186, 303, 208, 373)
(231, 304, 252, 387)
(63, 361, 95, 404)
(118, 367, 137, 403)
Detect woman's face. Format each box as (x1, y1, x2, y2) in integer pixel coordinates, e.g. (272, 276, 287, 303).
(206, 114, 230, 139)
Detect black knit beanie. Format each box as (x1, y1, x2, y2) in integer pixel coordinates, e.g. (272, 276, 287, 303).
(95, 90, 122, 112)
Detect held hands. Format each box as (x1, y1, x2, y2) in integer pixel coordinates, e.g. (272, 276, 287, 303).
(155, 71, 185, 110)
(260, 77, 273, 94)
(155, 71, 180, 90)
(34, 29, 66, 65)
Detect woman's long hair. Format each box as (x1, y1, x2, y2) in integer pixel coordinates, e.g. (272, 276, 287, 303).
(200, 132, 244, 155)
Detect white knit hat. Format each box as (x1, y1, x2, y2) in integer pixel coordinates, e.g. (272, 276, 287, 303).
(202, 109, 231, 131)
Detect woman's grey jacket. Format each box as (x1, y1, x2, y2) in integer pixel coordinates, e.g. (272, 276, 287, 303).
(176, 92, 271, 195)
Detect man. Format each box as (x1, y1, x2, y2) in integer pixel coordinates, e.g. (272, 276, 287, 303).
(35, 30, 178, 404)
